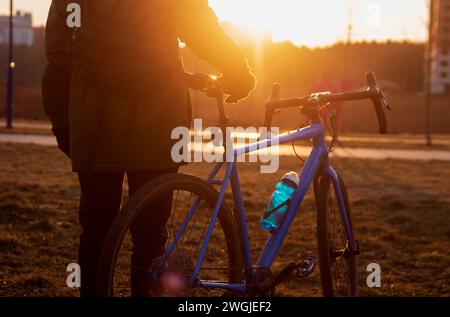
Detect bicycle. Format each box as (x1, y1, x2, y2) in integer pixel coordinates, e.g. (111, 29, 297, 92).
(96, 72, 390, 297)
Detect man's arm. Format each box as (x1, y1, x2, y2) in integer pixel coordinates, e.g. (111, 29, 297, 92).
(42, 0, 73, 156)
(174, 0, 255, 102)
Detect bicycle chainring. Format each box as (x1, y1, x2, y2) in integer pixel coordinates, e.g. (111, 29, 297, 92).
(250, 267, 275, 296)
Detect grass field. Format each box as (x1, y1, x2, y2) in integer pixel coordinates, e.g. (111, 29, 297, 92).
(0, 143, 449, 297)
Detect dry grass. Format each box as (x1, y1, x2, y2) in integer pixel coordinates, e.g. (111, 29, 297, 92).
(0, 143, 449, 297)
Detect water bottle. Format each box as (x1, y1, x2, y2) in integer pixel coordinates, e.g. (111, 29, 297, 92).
(260, 172, 299, 233)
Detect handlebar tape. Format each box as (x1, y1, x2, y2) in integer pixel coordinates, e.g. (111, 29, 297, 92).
(366, 72, 388, 134)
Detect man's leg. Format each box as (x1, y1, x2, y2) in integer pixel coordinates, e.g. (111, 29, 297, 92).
(127, 167, 178, 296)
(78, 171, 125, 297)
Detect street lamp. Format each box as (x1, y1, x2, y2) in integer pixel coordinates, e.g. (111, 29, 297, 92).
(425, 0, 434, 146)
(6, 0, 14, 129)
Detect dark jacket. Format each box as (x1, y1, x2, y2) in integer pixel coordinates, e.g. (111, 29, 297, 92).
(42, 0, 252, 172)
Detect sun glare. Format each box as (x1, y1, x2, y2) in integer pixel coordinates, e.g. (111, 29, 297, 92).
(210, 0, 349, 47)
(210, 0, 427, 47)
(0, 0, 428, 48)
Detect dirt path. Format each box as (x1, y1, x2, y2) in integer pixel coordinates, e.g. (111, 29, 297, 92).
(1, 132, 450, 161)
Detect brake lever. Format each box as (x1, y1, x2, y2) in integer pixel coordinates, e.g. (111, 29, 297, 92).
(365, 72, 391, 134)
(380, 92, 391, 110)
(372, 86, 391, 111)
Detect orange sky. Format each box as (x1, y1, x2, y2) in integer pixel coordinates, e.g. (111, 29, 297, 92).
(0, 0, 429, 47)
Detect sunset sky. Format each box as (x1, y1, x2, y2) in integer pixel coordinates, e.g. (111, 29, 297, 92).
(0, 0, 429, 47)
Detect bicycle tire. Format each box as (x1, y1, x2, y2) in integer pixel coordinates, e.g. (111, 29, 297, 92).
(315, 173, 359, 297)
(96, 173, 243, 296)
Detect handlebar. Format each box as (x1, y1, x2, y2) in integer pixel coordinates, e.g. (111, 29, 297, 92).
(366, 72, 391, 134)
(184, 72, 391, 135)
(264, 72, 391, 134)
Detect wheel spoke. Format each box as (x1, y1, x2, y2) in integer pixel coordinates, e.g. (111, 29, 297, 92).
(321, 177, 356, 297)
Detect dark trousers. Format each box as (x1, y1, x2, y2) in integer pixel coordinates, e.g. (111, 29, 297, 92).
(77, 167, 178, 297)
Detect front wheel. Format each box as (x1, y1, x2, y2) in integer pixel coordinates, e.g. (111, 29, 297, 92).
(96, 173, 243, 296)
(315, 172, 358, 297)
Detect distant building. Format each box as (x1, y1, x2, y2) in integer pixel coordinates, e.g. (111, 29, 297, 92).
(0, 11, 33, 46)
(430, 0, 450, 94)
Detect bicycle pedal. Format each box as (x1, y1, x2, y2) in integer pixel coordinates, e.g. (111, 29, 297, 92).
(296, 257, 317, 277)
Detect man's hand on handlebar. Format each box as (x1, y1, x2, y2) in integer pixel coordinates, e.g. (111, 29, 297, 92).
(219, 69, 256, 104)
(184, 69, 256, 104)
(183, 72, 218, 91)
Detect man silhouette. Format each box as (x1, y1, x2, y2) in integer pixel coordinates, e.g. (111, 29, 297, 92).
(42, 0, 255, 296)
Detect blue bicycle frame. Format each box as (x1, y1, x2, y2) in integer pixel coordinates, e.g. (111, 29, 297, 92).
(163, 121, 357, 294)
(158, 71, 391, 294)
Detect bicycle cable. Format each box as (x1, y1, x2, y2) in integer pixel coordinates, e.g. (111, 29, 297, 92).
(324, 105, 337, 153)
(292, 140, 306, 162)
(291, 121, 310, 163)
(291, 104, 338, 162)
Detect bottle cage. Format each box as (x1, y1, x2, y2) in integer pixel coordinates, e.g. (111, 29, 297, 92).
(262, 199, 292, 219)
